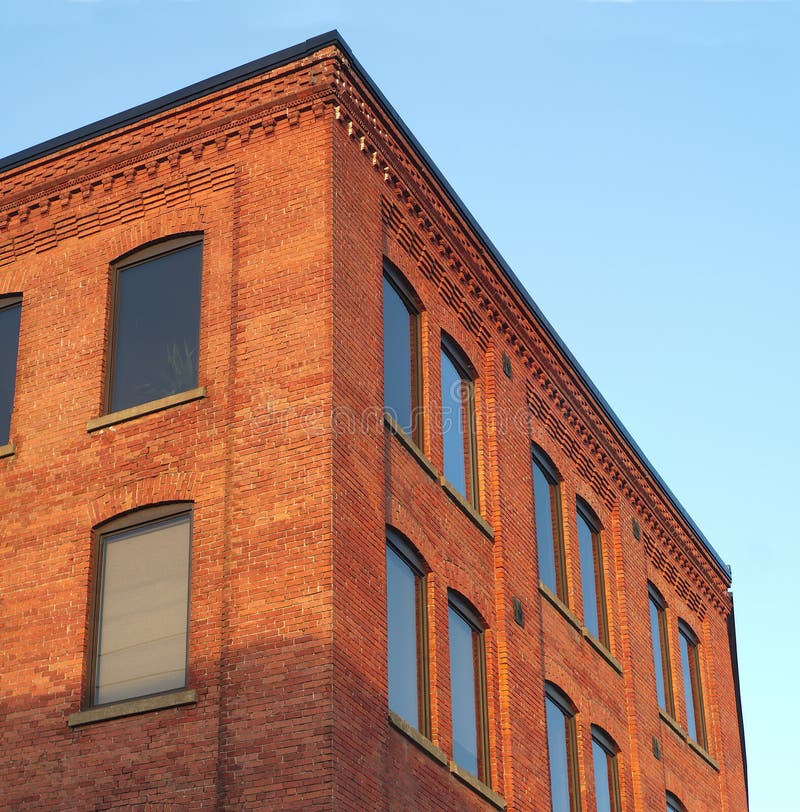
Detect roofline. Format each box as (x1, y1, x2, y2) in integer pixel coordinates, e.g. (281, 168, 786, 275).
(0, 31, 731, 581)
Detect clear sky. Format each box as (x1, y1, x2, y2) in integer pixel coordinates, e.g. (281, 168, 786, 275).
(2, 1, 797, 808)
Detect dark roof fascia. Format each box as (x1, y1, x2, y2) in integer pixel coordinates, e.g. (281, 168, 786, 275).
(0, 31, 340, 173)
(0, 31, 730, 582)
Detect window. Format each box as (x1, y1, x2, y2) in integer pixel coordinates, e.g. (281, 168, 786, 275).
(679, 620, 708, 748)
(648, 584, 675, 716)
(577, 500, 609, 647)
(448, 593, 489, 783)
(545, 683, 581, 812)
(386, 530, 429, 735)
(90, 504, 192, 706)
(666, 791, 688, 812)
(441, 339, 479, 508)
(532, 445, 567, 601)
(0, 294, 22, 446)
(591, 726, 621, 812)
(107, 235, 202, 413)
(383, 265, 422, 446)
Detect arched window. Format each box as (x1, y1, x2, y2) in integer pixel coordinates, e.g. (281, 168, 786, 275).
(648, 583, 675, 716)
(679, 620, 708, 749)
(107, 234, 203, 413)
(441, 335, 479, 508)
(448, 591, 490, 784)
(666, 790, 688, 812)
(532, 444, 567, 601)
(385, 528, 429, 736)
(576, 498, 609, 648)
(89, 503, 193, 706)
(591, 725, 621, 812)
(545, 682, 581, 812)
(382, 262, 423, 447)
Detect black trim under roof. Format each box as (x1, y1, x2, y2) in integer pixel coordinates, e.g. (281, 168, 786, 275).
(0, 31, 730, 581)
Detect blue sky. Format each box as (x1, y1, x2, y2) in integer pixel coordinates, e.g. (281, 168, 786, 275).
(2, 1, 797, 808)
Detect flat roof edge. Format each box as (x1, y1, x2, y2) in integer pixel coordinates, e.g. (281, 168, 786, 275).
(0, 31, 731, 582)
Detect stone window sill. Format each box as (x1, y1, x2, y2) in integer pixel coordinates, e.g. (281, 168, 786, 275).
(583, 630, 623, 674)
(659, 709, 687, 740)
(449, 761, 507, 810)
(388, 710, 448, 766)
(384, 413, 438, 480)
(0, 441, 15, 459)
(688, 738, 720, 772)
(440, 477, 494, 540)
(68, 688, 197, 727)
(87, 387, 206, 432)
(539, 583, 582, 632)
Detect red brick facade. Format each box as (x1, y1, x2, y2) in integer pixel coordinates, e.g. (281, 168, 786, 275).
(0, 34, 746, 811)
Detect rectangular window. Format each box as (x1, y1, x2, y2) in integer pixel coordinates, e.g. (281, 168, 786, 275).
(649, 585, 674, 716)
(679, 621, 708, 748)
(441, 342, 479, 508)
(545, 685, 581, 812)
(448, 597, 489, 783)
(383, 268, 422, 446)
(108, 236, 202, 413)
(532, 446, 567, 601)
(591, 727, 621, 812)
(577, 501, 609, 647)
(386, 533, 429, 735)
(91, 507, 192, 706)
(0, 295, 22, 446)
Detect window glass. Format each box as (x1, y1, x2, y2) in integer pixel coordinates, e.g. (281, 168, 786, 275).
(577, 503, 608, 646)
(679, 623, 707, 748)
(109, 240, 202, 412)
(545, 688, 579, 812)
(383, 274, 420, 442)
(533, 449, 566, 600)
(0, 296, 22, 445)
(448, 601, 487, 781)
(666, 791, 687, 812)
(592, 730, 621, 812)
(441, 344, 478, 507)
(649, 587, 674, 715)
(94, 511, 191, 705)
(386, 542, 423, 730)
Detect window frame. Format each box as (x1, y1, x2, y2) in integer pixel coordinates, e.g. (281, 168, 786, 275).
(591, 725, 622, 812)
(576, 498, 610, 648)
(666, 791, 688, 812)
(382, 261, 424, 448)
(0, 293, 23, 447)
(648, 583, 675, 717)
(545, 682, 582, 812)
(678, 619, 708, 749)
(447, 591, 491, 785)
(105, 233, 203, 415)
(385, 527, 431, 738)
(440, 335, 480, 509)
(86, 502, 193, 709)
(532, 444, 568, 602)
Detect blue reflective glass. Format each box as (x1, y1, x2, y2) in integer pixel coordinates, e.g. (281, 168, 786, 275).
(449, 605, 480, 777)
(546, 697, 573, 812)
(386, 546, 420, 728)
(680, 630, 699, 742)
(441, 350, 467, 497)
(650, 597, 668, 711)
(534, 459, 558, 594)
(383, 277, 414, 437)
(578, 510, 601, 639)
(592, 738, 614, 812)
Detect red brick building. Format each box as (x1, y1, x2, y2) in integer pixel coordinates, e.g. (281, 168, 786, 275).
(0, 32, 746, 811)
